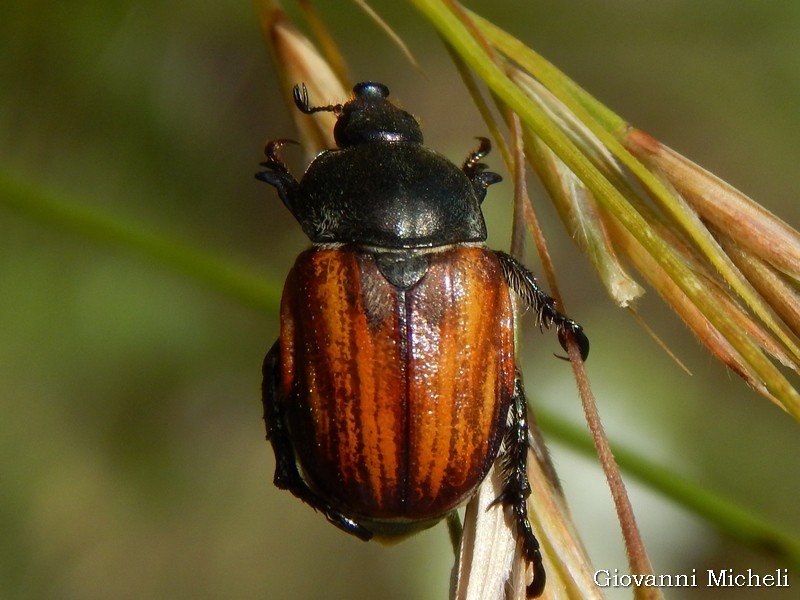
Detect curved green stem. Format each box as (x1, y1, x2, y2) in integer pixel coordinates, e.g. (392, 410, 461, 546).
(0, 170, 282, 315)
(538, 406, 800, 570)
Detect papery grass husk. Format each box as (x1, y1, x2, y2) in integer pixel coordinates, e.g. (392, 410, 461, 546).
(255, 1, 343, 153)
(525, 127, 644, 308)
(453, 438, 603, 600)
(718, 233, 800, 337)
(452, 463, 526, 600)
(626, 129, 800, 283)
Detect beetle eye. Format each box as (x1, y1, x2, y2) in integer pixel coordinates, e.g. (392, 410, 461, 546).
(353, 81, 390, 101)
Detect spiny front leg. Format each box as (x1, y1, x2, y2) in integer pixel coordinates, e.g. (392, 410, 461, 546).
(255, 139, 301, 213)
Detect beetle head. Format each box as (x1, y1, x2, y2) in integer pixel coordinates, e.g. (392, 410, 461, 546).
(261, 82, 502, 249)
(334, 82, 424, 146)
(292, 82, 424, 147)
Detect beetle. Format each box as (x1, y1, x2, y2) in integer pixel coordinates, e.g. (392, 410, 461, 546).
(256, 81, 588, 598)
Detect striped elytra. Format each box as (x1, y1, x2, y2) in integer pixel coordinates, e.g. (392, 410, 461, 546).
(278, 244, 516, 531)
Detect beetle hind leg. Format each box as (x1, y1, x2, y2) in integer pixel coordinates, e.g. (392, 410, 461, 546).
(262, 341, 373, 541)
(496, 373, 546, 598)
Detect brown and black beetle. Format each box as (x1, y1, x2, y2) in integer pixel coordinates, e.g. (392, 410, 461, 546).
(256, 82, 588, 598)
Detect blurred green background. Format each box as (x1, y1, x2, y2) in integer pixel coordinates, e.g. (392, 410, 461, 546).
(2, 1, 800, 599)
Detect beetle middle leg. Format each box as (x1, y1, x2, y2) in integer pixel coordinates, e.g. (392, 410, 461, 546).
(495, 372, 546, 598)
(262, 341, 373, 541)
(494, 251, 590, 361)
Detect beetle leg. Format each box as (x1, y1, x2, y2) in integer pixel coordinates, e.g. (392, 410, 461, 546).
(496, 372, 546, 598)
(462, 137, 502, 203)
(262, 341, 303, 494)
(262, 341, 373, 541)
(494, 251, 590, 361)
(255, 139, 301, 213)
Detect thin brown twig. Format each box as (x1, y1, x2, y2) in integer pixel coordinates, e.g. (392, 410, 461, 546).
(564, 339, 662, 600)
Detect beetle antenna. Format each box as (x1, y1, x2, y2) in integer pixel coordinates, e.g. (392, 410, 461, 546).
(293, 83, 343, 115)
